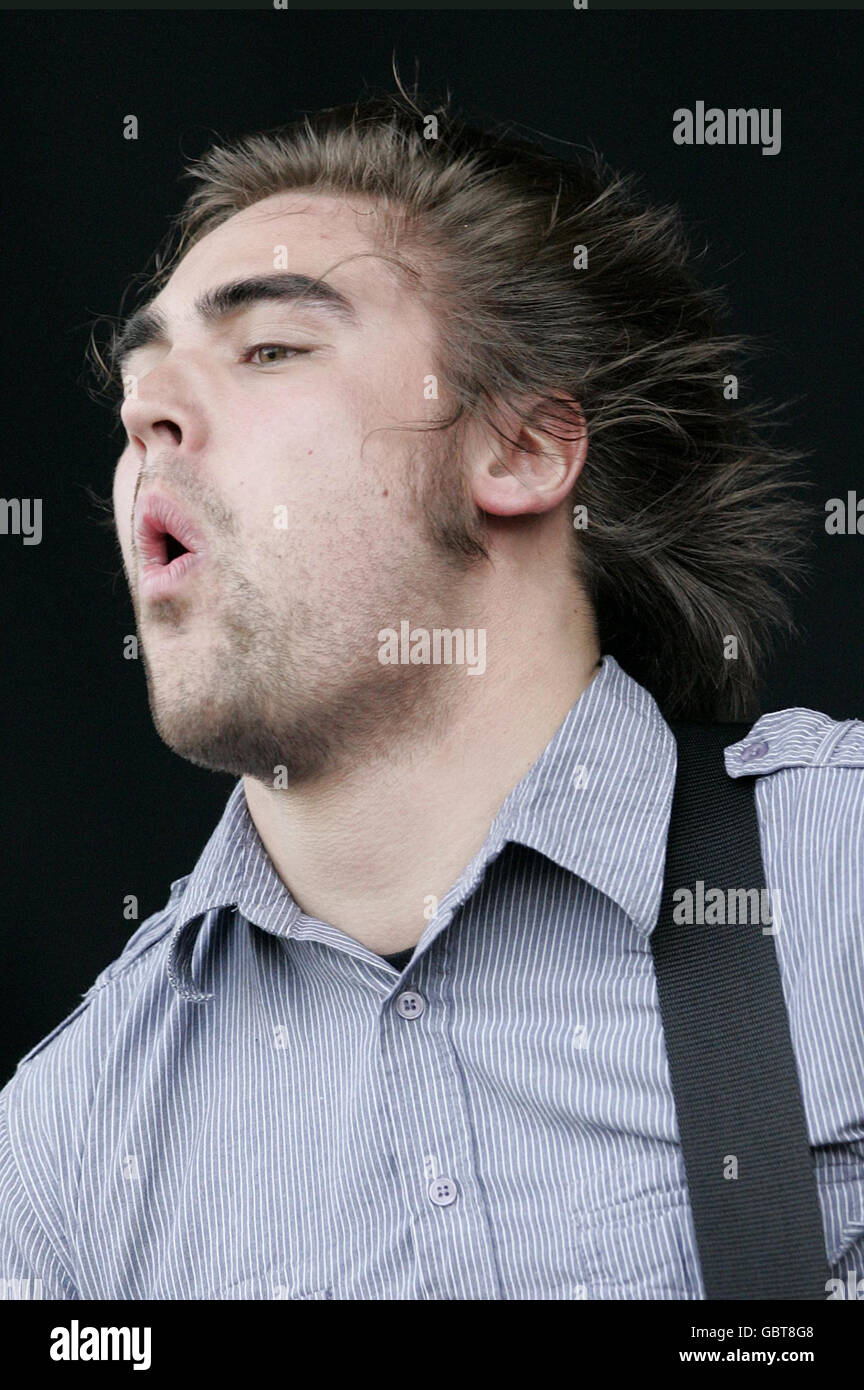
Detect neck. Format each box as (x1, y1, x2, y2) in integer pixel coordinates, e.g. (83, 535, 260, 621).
(243, 602, 601, 956)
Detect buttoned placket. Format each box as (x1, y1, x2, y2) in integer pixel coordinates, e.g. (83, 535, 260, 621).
(371, 910, 505, 1299)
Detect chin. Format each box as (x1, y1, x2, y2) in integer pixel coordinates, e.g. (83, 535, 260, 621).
(145, 694, 274, 783)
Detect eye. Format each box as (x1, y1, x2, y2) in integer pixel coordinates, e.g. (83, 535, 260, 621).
(244, 344, 309, 366)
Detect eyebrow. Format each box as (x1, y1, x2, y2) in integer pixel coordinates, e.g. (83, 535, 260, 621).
(111, 272, 359, 378)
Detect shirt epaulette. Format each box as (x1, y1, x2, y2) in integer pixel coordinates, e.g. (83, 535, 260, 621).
(101, 887, 186, 984)
(724, 709, 864, 777)
(14, 880, 188, 1071)
(14, 996, 96, 1070)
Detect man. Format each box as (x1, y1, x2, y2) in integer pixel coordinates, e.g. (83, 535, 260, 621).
(2, 88, 862, 1301)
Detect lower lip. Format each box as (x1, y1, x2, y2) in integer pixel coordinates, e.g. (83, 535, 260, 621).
(139, 550, 206, 601)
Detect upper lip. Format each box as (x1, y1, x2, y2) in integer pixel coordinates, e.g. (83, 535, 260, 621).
(133, 490, 207, 566)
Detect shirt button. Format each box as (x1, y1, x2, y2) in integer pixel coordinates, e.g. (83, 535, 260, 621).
(428, 1176, 458, 1206)
(395, 990, 426, 1019)
(740, 738, 770, 762)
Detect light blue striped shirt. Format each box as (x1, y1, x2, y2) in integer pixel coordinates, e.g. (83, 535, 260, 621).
(2, 654, 863, 1300)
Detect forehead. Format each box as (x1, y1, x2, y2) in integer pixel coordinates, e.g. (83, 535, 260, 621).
(153, 190, 409, 320)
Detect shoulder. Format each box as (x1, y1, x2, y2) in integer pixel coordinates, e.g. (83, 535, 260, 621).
(725, 708, 864, 1150)
(725, 706, 864, 896)
(5, 874, 189, 1079)
(0, 876, 191, 1277)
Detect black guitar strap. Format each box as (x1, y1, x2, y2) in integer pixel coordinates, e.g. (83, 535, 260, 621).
(649, 721, 829, 1300)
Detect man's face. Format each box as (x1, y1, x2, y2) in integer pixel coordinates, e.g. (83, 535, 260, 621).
(113, 191, 479, 784)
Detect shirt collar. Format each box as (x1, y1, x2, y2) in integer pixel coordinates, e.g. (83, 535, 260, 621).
(492, 654, 677, 935)
(166, 654, 677, 1000)
(165, 777, 308, 1001)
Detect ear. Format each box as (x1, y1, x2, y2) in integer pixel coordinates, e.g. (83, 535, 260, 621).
(468, 395, 588, 518)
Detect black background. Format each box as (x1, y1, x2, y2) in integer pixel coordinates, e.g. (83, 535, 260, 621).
(2, 7, 862, 1079)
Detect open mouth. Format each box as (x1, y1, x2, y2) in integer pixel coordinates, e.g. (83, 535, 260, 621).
(138, 520, 195, 570)
(134, 492, 207, 599)
(156, 529, 190, 566)
(135, 494, 205, 569)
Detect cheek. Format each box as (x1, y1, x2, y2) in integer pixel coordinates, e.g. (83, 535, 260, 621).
(227, 385, 415, 561)
(238, 428, 369, 542)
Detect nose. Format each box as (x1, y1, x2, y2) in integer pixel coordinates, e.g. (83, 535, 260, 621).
(119, 363, 206, 461)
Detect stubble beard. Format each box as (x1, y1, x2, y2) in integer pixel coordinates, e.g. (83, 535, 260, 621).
(137, 429, 489, 788)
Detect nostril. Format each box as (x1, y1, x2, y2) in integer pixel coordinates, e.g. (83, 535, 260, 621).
(155, 421, 182, 447)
